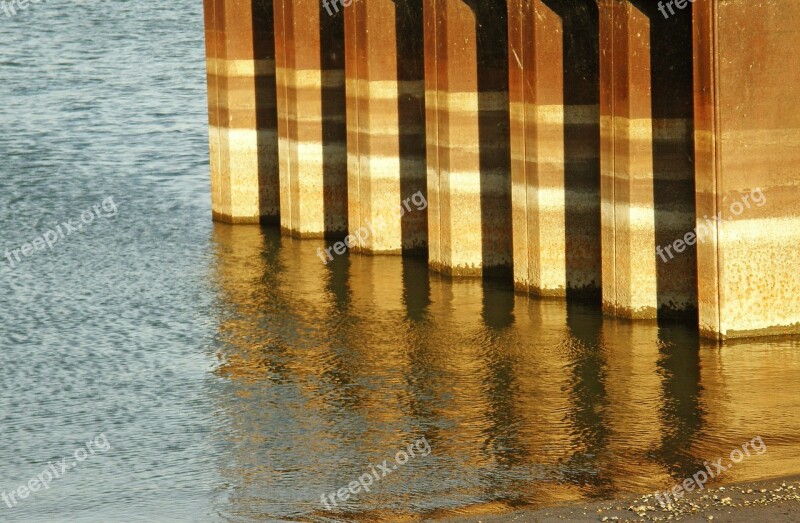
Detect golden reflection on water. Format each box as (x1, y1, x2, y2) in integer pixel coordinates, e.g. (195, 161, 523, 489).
(209, 223, 800, 521)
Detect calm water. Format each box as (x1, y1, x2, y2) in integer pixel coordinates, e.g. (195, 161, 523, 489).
(1, 1, 800, 522)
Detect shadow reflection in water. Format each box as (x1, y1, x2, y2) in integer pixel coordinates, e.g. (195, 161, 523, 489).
(209, 223, 800, 522)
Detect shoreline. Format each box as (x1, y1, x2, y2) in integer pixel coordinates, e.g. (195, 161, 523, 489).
(434, 474, 800, 522)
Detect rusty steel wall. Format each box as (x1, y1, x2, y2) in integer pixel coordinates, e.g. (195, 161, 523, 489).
(508, 0, 602, 298)
(344, 0, 427, 254)
(694, 0, 800, 339)
(202, 0, 800, 339)
(598, 0, 697, 319)
(205, 0, 280, 224)
(274, 0, 348, 237)
(423, 0, 513, 277)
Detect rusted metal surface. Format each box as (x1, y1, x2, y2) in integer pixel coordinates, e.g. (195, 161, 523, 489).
(274, 0, 348, 237)
(598, 0, 696, 319)
(694, 0, 800, 339)
(509, 0, 602, 298)
(344, 0, 427, 254)
(205, 0, 280, 224)
(201, 0, 800, 338)
(423, 0, 512, 277)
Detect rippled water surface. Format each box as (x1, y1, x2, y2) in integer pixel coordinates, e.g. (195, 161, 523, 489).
(1, 2, 800, 522)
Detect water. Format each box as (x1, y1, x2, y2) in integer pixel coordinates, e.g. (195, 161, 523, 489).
(1, 1, 800, 522)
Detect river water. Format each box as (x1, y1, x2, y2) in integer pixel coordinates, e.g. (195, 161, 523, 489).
(1, 1, 799, 522)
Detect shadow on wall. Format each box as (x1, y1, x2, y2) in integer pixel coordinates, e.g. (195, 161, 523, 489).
(393, 0, 429, 255)
(540, 0, 602, 303)
(253, 0, 281, 223)
(630, 0, 698, 322)
(466, 0, 513, 281)
(319, 0, 349, 237)
(255, 0, 696, 323)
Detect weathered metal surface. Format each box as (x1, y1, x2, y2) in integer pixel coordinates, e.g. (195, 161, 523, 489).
(509, 0, 602, 298)
(205, 0, 280, 224)
(201, 0, 800, 339)
(274, 0, 348, 237)
(423, 0, 513, 276)
(694, 0, 800, 339)
(344, 0, 427, 254)
(598, 0, 696, 319)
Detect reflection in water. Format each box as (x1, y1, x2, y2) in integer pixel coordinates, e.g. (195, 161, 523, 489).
(653, 326, 705, 480)
(209, 223, 800, 521)
(562, 303, 610, 497)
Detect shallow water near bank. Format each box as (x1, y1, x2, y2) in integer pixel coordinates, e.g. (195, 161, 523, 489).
(1, 1, 800, 522)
